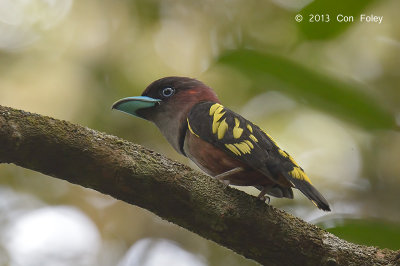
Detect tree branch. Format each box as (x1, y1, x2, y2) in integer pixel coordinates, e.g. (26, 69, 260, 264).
(0, 105, 398, 266)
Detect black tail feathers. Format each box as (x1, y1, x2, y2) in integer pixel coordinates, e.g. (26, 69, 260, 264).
(288, 177, 331, 211)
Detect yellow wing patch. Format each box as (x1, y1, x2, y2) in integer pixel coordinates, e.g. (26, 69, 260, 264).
(225, 144, 241, 156)
(226, 140, 255, 156)
(246, 124, 253, 133)
(233, 118, 244, 139)
(278, 147, 310, 184)
(210, 104, 226, 135)
(249, 134, 258, 142)
(217, 119, 228, 140)
(234, 141, 252, 154)
(208, 103, 257, 157)
(187, 118, 200, 138)
(278, 149, 287, 157)
(209, 103, 221, 116)
(244, 140, 254, 149)
(288, 156, 300, 168)
(278, 149, 300, 168)
(290, 167, 312, 184)
(261, 128, 278, 146)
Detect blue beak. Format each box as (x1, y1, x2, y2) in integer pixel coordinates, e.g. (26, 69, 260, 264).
(111, 96, 161, 118)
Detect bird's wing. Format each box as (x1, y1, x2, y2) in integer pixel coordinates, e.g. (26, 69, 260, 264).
(187, 102, 330, 211)
(188, 102, 299, 181)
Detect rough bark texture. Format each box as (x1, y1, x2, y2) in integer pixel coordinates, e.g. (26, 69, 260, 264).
(0, 105, 398, 266)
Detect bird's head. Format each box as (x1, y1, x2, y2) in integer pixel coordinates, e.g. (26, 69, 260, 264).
(112, 76, 219, 122)
(112, 76, 220, 153)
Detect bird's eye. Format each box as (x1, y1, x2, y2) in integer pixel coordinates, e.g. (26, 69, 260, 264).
(161, 87, 175, 97)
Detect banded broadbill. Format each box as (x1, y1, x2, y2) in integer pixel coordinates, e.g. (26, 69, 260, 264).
(112, 77, 330, 211)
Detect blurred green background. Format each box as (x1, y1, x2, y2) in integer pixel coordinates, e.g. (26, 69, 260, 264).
(0, 0, 399, 265)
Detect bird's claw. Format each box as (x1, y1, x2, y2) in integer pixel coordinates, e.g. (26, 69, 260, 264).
(258, 195, 271, 204)
(217, 179, 230, 189)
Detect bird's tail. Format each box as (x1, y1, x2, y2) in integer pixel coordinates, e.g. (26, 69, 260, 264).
(287, 176, 331, 211)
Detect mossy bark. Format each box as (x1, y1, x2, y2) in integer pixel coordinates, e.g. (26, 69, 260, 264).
(0, 105, 398, 266)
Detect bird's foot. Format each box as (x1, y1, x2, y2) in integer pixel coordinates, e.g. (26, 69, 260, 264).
(258, 195, 271, 204)
(257, 188, 271, 204)
(220, 179, 230, 189)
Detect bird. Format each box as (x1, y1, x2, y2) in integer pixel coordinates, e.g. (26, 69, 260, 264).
(112, 77, 330, 211)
